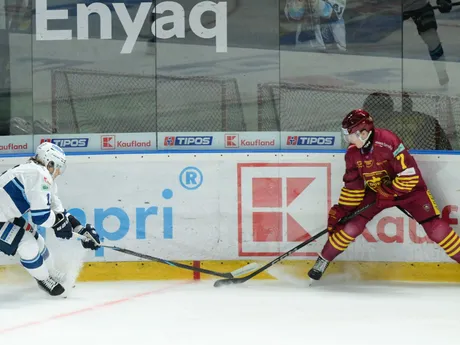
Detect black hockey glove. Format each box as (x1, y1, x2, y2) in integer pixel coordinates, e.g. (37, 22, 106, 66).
(78, 224, 101, 250)
(67, 213, 82, 230)
(437, 0, 452, 13)
(51, 212, 73, 239)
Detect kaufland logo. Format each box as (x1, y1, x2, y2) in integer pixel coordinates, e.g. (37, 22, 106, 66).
(224, 134, 276, 148)
(101, 135, 152, 150)
(0, 143, 28, 151)
(101, 135, 115, 150)
(225, 134, 239, 148)
(238, 162, 331, 256)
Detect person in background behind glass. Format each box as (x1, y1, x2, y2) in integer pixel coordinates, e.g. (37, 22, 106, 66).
(403, 0, 452, 86)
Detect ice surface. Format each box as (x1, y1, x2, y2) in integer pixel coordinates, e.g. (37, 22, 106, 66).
(0, 274, 459, 345)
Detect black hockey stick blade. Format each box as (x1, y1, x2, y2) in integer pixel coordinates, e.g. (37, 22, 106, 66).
(213, 229, 328, 287)
(213, 202, 375, 287)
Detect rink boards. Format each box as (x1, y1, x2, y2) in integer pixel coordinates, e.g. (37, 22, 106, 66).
(1, 151, 460, 282)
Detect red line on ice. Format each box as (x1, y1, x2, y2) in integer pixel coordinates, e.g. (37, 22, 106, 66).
(0, 281, 192, 334)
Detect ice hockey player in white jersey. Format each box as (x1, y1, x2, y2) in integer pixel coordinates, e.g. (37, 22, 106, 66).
(284, 0, 346, 51)
(0, 142, 101, 296)
(404, 0, 452, 85)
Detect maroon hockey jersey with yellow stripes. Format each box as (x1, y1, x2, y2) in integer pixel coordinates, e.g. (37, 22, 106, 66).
(338, 128, 427, 211)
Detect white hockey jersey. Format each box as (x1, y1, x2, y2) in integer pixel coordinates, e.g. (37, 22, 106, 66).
(0, 161, 64, 227)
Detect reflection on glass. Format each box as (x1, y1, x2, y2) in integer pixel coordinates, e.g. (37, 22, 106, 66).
(0, 0, 456, 150)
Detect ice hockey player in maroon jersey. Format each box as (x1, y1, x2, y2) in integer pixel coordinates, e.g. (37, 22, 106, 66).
(308, 109, 460, 281)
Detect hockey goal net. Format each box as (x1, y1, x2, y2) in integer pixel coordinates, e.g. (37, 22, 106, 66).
(258, 82, 460, 150)
(51, 69, 246, 134)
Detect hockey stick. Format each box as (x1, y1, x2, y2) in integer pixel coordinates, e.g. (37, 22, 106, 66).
(73, 233, 260, 279)
(432, 1, 460, 10)
(213, 202, 376, 288)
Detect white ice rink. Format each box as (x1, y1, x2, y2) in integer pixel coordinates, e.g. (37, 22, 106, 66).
(1, 276, 459, 345)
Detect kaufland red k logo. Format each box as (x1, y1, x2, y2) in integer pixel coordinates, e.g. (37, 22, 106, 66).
(225, 134, 239, 148)
(101, 135, 115, 150)
(238, 163, 331, 256)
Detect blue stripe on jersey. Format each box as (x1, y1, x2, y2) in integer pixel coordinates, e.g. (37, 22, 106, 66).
(0, 223, 14, 241)
(31, 208, 51, 216)
(20, 253, 44, 269)
(3, 178, 30, 214)
(31, 210, 51, 226)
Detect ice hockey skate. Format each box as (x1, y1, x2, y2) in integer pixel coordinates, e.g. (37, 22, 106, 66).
(36, 277, 65, 296)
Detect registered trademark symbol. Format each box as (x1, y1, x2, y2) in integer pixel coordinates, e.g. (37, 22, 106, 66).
(179, 166, 203, 190)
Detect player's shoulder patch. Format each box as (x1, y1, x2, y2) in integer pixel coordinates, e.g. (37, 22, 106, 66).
(392, 143, 405, 157)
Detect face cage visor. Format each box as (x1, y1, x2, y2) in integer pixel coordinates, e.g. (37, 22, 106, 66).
(342, 128, 370, 145)
(49, 159, 66, 179)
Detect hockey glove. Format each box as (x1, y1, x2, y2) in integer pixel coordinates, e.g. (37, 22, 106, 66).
(67, 213, 82, 230)
(327, 205, 348, 235)
(376, 181, 397, 209)
(78, 224, 101, 250)
(51, 212, 73, 239)
(437, 0, 452, 13)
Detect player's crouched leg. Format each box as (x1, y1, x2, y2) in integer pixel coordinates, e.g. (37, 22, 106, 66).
(2, 218, 66, 296)
(421, 217, 460, 262)
(35, 232, 66, 284)
(308, 215, 369, 281)
(322, 215, 368, 261)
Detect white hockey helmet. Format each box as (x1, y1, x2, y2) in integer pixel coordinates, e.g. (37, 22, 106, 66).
(34, 142, 67, 178)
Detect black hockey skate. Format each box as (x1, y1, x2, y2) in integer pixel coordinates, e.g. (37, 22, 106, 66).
(36, 277, 65, 296)
(308, 255, 330, 281)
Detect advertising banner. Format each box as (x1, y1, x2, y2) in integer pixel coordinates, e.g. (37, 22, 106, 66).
(0, 135, 33, 154)
(0, 152, 457, 265)
(34, 132, 157, 152)
(280, 132, 342, 150)
(157, 132, 281, 150)
(157, 132, 340, 150)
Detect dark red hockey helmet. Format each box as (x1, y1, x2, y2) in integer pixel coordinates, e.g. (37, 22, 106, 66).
(341, 109, 374, 135)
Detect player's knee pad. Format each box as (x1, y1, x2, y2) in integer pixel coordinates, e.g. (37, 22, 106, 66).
(17, 231, 45, 269)
(35, 233, 50, 260)
(412, 4, 438, 33)
(0, 220, 26, 256)
(421, 216, 451, 243)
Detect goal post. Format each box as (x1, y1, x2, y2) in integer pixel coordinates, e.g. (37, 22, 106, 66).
(51, 69, 246, 134)
(258, 82, 460, 150)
